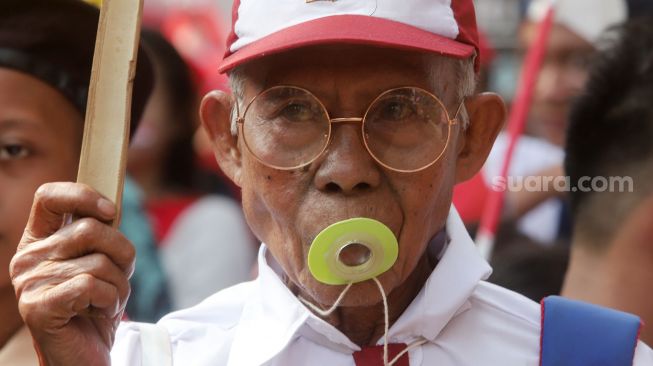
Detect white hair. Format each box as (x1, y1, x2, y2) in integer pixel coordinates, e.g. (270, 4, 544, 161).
(228, 56, 476, 135)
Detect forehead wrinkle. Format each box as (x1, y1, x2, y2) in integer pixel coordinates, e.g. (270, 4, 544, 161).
(303, 66, 437, 117)
(259, 45, 428, 75)
(238, 47, 461, 112)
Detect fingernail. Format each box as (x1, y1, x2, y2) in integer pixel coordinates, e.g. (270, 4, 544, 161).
(97, 198, 116, 217)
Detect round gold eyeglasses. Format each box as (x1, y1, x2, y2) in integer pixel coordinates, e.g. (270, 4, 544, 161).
(236, 86, 464, 173)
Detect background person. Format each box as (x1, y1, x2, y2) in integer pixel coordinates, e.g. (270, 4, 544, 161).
(485, 0, 626, 244)
(0, 0, 153, 362)
(562, 16, 653, 344)
(128, 29, 256, 310)
(455, 0, 628, 245)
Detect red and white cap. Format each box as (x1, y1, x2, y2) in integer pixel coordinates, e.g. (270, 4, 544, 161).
(218, 0, 481, 73)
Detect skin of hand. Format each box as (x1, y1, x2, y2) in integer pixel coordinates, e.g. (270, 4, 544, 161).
(10, 182, 135, 366)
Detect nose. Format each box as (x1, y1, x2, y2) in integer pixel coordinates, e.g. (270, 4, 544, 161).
(537, 64, 569, 103)
(314, 124, 381, 195)
(537, 62, 586, 104)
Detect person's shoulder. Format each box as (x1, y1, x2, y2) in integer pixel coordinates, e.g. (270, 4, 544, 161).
(468, 280, 541, 329)
(432, 281, 541, 364)
(112, 281, 256, 365)
(160, 279, 255, 331)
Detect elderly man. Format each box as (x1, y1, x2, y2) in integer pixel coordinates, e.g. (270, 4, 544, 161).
(10, 1, 653, 365)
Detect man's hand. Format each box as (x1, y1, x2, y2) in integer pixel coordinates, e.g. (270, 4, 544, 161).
(10, 182, 135, 366)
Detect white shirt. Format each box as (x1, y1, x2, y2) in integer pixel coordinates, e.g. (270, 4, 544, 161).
(159, 196, 256, 310)
(111, 208, 653, 365)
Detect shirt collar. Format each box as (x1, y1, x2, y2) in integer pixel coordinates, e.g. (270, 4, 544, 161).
(227, 206, 491, 366)
(387, 207, 492, 343)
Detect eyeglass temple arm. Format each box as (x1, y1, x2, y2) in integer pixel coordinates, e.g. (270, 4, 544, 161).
(451, 99, 466, 125)
(234, 97, 244, 124)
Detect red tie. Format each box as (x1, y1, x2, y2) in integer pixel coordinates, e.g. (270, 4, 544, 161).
(353, 343, 410, 366)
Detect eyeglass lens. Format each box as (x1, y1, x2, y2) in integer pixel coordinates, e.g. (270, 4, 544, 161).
(242, 86, 451, 171)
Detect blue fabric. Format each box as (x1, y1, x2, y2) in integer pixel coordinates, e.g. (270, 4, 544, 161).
(541, 296, 640, 366)
(120, 177, 171, 322)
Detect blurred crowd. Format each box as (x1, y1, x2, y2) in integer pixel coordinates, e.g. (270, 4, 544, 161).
(1, 0, 653, 363)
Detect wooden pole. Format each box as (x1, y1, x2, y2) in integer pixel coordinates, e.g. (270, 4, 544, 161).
(77, 0, 144, 227)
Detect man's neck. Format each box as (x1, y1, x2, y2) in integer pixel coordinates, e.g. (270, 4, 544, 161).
(0, 286, 24, 349)
(333, 252, 434, 346)
(562, 242, 653, 344)
(291, 248, 435, 347)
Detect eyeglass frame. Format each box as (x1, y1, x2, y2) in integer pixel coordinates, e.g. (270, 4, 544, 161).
(235, 85, 465, 173)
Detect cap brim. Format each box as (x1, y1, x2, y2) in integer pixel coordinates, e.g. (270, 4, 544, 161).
(218, 14, 475, 73)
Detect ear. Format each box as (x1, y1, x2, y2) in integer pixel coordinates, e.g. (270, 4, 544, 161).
(200, 90, 243, 187)
(454, 92, 506, 183)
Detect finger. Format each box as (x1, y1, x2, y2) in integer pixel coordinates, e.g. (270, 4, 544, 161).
(22, 182, 116, 242)
(20, 273, 123, 330)
(11, 218, 136, 290)
(49, 218, 135, 274)
(67, 274, 121, 317)
(14, 253, 131, 303)
(65, 253, 131, 301)
(18, 218, 134, 275)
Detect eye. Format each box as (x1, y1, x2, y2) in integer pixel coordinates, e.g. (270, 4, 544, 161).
(280, 101, 317, 122)
(0, 144, 30, 160)
(378, 97, 416, 122)
(566, 52, 592, 71)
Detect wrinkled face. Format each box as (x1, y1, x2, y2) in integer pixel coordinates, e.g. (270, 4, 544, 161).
(521, 22, 594, 147)
(0, 68, 82, 290)
(233, 46, 467, 306)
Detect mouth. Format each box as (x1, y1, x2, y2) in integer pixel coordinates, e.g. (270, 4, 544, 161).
(338, 242, 372, 266)
(304, 217, 401, 285)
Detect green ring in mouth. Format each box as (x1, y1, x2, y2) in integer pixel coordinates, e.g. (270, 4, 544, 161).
(307, 217, 399, 285)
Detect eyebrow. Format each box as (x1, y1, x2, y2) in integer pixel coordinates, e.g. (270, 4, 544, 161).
(0, 118, 41, 132)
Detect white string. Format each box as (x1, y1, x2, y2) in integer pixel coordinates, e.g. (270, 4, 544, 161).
(372, 277, 428, 366)
(298, 282, 353, 317)
(388, 338, 428, 366)
(372, 277, 390, 365)
(300, 278, 427, 366)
